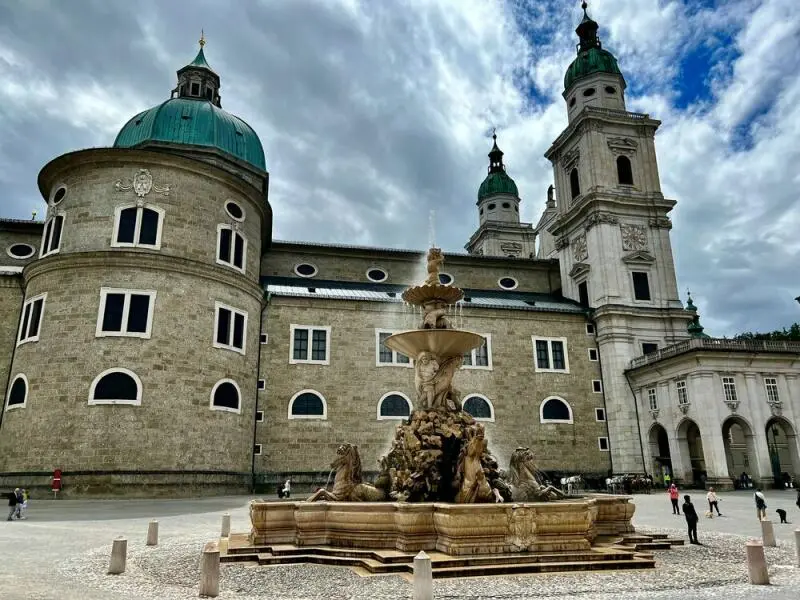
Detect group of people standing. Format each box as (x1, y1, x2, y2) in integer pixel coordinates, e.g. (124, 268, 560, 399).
(6, 488, 28, 521)
(667, 483, 715, 545)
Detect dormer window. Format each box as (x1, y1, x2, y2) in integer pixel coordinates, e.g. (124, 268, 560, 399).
(191, 82, 200, 96)
(205, 87, 213, 100)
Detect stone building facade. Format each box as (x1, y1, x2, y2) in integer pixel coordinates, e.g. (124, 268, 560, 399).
(0, 9, 797, 495)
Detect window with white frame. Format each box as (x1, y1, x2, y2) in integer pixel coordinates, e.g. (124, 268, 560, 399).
(256, 410, 264, 422)
(377, 392, 412, 420)
(647, 387, 658, 411)
(214, 302, 247, 354)
(588, 348, 598, 361)
(216, 224, 246, 272)
(113, 205, 164, 249)
(18, 293, 46, 345)
(676, 380, 689, 406)
(598, 437, 610, 451)
(254, 444, 262, 455)
(376, 329, 410, 366)
(540, 396, 573, 424)
(290, 325, 330, 364)
(89, 368, 142, 405)
(592, 379, 603, 393)
(463, 334, 492, 369)
(5, 374, 28, 410)
(595, 408, 606, 421)
(765, 377, 780, 404)
(210, 379, 241, 413)
(462, 395, 494, 422)
(722, 376, 737, 403)
(40, 214, 64, 257)
(288, 389, 327, 419)
(532, 337, 569, 372)
(96, 288, 156, 338)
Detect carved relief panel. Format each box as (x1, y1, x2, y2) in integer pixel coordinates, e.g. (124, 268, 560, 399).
(620, 224, 647, 251)
(572, 233, 588, 262)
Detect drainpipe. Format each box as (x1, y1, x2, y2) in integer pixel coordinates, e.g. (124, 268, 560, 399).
(624, 370, 648, 477)
(0, 278, 26, 435)
(592, 317, 613, 476)
(250, 290, 270, 494)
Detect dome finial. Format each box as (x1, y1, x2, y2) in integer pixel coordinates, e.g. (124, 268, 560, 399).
(488, 128, 504, 174)
(199, 29, 206, 48)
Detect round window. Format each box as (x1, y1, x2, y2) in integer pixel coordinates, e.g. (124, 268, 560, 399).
(583, 88, 596, 97)
(605, 86, 616, 94)
(51, 186, 67, 205)
(7, 243, 35, 259)
(366, 268, 388, 282)
(488, 203, 496, 210)
(438, 273, 453, 285)
(502, 202, 511, 209)
(224, 201, 244, 221)
(498, 277, 518, 290)
(569, 97, 577, 107)
(294, 263, 318, 278)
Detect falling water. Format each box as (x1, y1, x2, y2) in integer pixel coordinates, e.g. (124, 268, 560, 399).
(428, 210, 436, 248)
(323, 468, 335, 490)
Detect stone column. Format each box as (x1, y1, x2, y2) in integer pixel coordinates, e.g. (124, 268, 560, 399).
(199, 548, 220, 597)
(146, 520, 158, 546)
(108, 537, 127, 575)
(413, 550, 433, 600)
(746, 540, 770, 585)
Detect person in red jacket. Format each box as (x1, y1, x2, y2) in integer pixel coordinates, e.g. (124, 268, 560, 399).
(669, 483, 680, 515)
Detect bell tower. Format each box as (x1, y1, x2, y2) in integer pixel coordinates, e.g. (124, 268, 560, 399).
(544, 2, 691, 473)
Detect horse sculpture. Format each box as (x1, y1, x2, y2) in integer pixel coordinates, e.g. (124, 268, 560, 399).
(307, 443, 388, 502)
(561, 475, 584, 495)
(505, 447, 566, 501)
(454, 428, 503, 504)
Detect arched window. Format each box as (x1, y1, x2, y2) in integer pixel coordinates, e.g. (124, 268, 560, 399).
(210, 379, 241, 414)
(569, 168, 580, 199)
(288, 389, 327, 420)
(616, 156, 633, 185)
(540, 396, 573, 424)
(462, 394, 494, 422)
(89, 368, 142, 405)
(5, 374, 28, 410)
(377, 392, 412, 420)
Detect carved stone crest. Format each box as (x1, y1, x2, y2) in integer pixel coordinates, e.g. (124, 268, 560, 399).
(500, 241, 523, 258)
(607, 137, 638, 154)
(724, 399, 740, 413)
(114, 169, 170, 198)
(584, 212, 619, 231)
(572, 234, 588, 262)
(650, 409, 660, 420)
(506, 505, 537, 550)
(768, 402, 783, 417)
(678, 403, 690, 415)
(620, 224, 647, 251)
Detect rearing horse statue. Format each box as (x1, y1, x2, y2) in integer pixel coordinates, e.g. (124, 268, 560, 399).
(307, 443, 388, 502)
(454, 429, 504, 504)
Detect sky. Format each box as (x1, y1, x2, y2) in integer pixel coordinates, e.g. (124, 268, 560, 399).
(0, 0, 797, 336)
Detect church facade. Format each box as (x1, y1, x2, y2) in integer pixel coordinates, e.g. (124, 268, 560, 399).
(0, 11, 797, 496)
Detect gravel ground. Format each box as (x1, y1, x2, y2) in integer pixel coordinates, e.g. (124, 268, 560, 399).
(56, 527, 800, 600)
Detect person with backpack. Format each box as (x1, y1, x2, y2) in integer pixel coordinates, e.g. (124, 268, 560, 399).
(754, 488, 767, 521)
(668, 483, 680, 515)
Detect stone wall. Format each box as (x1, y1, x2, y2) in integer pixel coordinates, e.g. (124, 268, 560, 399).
(0, 276, 23, 411)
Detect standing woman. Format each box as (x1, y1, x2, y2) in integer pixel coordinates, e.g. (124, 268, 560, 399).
(669, 483, 680, 515)
(706, 487, 722, 516)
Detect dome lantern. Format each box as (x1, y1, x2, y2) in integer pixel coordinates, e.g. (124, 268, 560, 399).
(477, 132, 519, 202)
(563, 2, 625, 92)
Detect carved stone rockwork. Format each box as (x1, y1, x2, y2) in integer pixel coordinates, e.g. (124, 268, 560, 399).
(620, 224, 648, 251)
(584, 212, 619, 231)
(114, 168, 170, 198)
(572, 234, 588, 262)
(649, 216, 672, 229)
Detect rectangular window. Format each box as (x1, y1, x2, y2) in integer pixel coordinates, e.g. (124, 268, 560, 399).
(578, 281, 589, 307)
(592, 379, 603, 393)
(291, 325, 330, 365)
(257, 379, 266, 390)
(586, 323, 595, 335)
(598, 437, 610, 451)
(18, 293, 47, 345)
(647, 388, 658, 411)
(96, 288, 156, 338)
(765, 377, 780, 404)
(40, 215, 64, 257)
(112, 206, 163, 249)
(642, 343, 659, 355)
(256, 410, 264, 422)
(213, 302, 247, 353)
(463, 334, 492, 370)
(632, 271, 651, 301)
(376, 330, 411, 367)
(595, 408, 606, 422)
(588, 348, 598, 361)
(722, 376, 737, 403)
(260, 333, 268, 344)
(533, 337, 569, 372)
(216, 225, 246, 272)
(253, 444, 262, 456)
(676, 380, 689, 406)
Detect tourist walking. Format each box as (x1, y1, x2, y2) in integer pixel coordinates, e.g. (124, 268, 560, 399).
(754, 488, 768, 521)
(6, 489, 19, 521)
(669, 483, 680, 515)
(19, 489, 28, 519)
(682, 495, 700, 544)
(706, 487, 722, 516)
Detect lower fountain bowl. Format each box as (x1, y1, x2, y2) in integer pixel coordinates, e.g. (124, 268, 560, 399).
(384, 329, 485, 359)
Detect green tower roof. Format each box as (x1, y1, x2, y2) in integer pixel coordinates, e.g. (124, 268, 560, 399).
(685, 292, 711, 338)
(564, 2, 624, 91)
(477, 133, 519, 202)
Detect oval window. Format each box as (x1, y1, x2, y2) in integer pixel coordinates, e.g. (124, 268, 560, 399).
(438, 273, 453, 285)
(487, 203, 496, 210)
(583, 88, 596, 97)
(7, 244, 35, 259)
(502, 202, 511, 209)
(605, 86, 616, 94)
(498, 277, 518, 290)
(569, 97, 577, 107)
(224, 201, 244, 221)
(294, 263, 318, 278)
(367, 268, 388, 282)
(51, 186, 67, 205)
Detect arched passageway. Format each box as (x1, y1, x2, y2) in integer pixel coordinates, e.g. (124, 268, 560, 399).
(722, 417, 757, 488)
(648, 423, 672, 484)
(677, 419, 707, 488)
(765, 417, 800, 488)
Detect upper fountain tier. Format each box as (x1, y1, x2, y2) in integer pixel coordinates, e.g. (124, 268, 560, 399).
(402, 247, 463, 307)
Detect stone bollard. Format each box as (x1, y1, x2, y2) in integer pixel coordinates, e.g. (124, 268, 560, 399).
(199, 548, 220, 597)
(746, 539, 770, 585)
(761, 519, 777, 547)
(413, 550, 433, 600)
(108, 537, 127, 575)
(220, 513, 231, 538)
(146, 520, 159, 546)
(795, 529, 800, 567)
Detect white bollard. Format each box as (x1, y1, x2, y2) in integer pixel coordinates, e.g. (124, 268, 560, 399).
(795, 529, 800, 567)
(146, 520, 159, 546)
(220, 513, 231, 538)
(761, 519, 777, 547)
(108, 537, 127, 575)
(413, 550, 433, 600)
(199, 548, 220, 597)
(746, 539, 770, 585)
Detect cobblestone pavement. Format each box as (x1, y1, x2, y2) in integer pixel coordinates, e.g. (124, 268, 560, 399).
(0, 489, 798, 599)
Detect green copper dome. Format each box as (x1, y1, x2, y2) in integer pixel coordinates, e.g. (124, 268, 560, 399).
(564, 47, 622, 90)
(477, 133, 519, 202)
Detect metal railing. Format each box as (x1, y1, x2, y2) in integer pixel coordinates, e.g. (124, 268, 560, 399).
(629, 337, 800, 369)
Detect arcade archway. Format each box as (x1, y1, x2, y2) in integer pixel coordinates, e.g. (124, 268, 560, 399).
(721, 416, 757, 487)
(648, 423, 672, 483)
(677, 419, 707, 487)
(765, 416, 800, 487)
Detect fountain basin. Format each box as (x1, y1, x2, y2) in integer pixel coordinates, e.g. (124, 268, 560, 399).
(249, 495, 635, 555)
(403, 283, 463, 305)
(384, 329, 485, 359)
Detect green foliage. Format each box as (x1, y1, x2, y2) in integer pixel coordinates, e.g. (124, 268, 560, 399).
(734, 323, 800, 341)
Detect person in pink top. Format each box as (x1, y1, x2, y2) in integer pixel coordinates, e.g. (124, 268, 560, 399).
(669, 483, 680, 515)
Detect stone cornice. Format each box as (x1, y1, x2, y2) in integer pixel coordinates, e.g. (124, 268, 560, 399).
(548, 191, 676, 237)
(24, 251, 264, 303)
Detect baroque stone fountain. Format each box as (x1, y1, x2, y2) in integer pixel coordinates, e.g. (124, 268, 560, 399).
(241, 249, 640, 565)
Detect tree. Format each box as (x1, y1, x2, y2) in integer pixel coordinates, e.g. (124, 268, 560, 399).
(734, 323, 800, 341)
